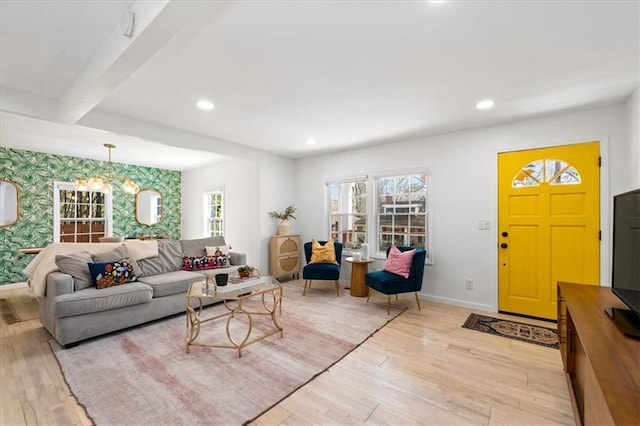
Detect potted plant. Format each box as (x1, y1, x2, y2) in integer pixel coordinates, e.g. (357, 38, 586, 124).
(237, 265, 256, 279)
(268, 204, 297, 235)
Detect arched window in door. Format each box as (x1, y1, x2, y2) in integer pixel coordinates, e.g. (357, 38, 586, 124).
(512, 158, 581, 187)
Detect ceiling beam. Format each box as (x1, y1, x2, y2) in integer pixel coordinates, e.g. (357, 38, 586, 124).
(0, 87, 58, 121)
(56, 0, 216, 125)
(79, 110, 280, 162)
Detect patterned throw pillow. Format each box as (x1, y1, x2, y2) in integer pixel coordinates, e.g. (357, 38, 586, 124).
(383, 245, 416, 278)
(309, 239, 339, 265)
(182, 255, 229, 271)
(204, 246, 232, 267)
(88, 258, 138, 289)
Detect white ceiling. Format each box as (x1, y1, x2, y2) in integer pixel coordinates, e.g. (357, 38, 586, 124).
(1, 0, 638, 171)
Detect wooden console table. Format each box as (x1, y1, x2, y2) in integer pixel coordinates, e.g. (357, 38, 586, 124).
(17, 247, 45, 257)
(557, 282, 640, 425)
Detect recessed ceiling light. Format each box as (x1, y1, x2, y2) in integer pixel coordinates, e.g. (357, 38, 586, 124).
(476, 99, 495, 110)
(196, 99, 214, 111)
(305, 139, 317, 146)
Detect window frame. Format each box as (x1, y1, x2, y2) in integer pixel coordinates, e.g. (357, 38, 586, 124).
(373, 169, 432, 263)
(203, 189, 224, 237)
(325, 170, 432, 264)
(53, 181, 113, 243)
(326, 176, 368, 253)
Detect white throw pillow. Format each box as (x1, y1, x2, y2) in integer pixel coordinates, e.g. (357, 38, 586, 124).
(205, 245, 231, 256)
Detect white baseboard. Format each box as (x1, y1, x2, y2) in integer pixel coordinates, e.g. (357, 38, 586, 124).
(419, 293, 495, 312)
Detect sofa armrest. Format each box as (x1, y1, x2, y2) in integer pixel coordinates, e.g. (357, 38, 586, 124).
(47, 272, 74, 297)
(229, 251, 247, 266)
(39, 272, 74, 338)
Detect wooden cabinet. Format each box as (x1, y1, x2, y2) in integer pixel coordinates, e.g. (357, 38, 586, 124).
(270, 235, 300, 280)
(557, 282, 640, 425)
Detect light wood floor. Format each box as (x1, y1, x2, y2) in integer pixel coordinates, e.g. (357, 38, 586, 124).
(1, 282, 574, 425)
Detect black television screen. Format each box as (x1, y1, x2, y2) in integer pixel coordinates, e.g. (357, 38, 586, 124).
(608, 188, 640, 338)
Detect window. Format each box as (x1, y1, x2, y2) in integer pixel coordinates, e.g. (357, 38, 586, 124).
(512, 158, 581, 187)
(204, 191, 224, 237)
(376, 174, 428, 258)
(53, 182, 112, 242)
(328, 179, 367, 249)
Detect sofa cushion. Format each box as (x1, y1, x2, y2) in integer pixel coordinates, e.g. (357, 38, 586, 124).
(180, 236, 226, 257)
(137, 270, 203, 298)
(365, 270, 418, 294)
(55, 251, 94, 291)
(55, 282, 153, 319)
(88, 259, 138, 289)
(302, 262, 341, 280)
(93, 244, 144, 277)
(123, 239, 158, 260)
(138, 239, 183, 276)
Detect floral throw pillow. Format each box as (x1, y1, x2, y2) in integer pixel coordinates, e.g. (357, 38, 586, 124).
(88, 258, 138, 289)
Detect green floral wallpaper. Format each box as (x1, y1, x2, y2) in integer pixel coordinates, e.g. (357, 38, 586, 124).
(0, 147, 181, 285)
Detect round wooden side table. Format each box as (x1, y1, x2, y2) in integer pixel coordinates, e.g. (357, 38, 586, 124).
(345, 257, 375, 297)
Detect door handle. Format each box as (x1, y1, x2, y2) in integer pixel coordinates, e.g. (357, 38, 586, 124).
(500, 243, 508, 249)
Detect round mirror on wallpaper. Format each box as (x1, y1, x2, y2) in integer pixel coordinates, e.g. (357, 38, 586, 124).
(0, 179, 19, 227)
(135, 189, 163, 226)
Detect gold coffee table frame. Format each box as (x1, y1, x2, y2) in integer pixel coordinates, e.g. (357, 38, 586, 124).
(186, 276, 283, 357)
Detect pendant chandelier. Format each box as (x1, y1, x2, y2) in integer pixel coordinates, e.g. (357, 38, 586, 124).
(74, 143, 140, 195)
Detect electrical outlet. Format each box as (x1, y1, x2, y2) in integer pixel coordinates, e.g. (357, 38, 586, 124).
(465, 279, 474, 290)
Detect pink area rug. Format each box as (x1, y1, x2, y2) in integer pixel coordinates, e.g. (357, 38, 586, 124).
(50, 283, 404, 425)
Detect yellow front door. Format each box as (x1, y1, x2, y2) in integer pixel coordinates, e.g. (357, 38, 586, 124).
(498, 142, 600, 320)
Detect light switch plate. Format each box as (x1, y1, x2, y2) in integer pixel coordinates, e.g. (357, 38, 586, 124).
(478, 220, 491, 230)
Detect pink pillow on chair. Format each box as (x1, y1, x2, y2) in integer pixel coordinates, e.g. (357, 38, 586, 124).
(383, 245, 416, 278)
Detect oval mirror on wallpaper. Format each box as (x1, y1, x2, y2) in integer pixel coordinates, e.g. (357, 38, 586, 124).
(0, 179, 19, 227)
(135, 188, 163, 226)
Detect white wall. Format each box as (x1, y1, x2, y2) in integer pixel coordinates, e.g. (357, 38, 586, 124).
(181, 158, 260, 266)
(294, 103, 634, 312)
(181, 154, 296, 274)
(257, 156, 296, 273)
(622, 88, 640, 191)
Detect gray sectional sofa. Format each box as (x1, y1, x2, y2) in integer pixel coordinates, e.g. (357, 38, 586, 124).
(38, 236, 245, 346)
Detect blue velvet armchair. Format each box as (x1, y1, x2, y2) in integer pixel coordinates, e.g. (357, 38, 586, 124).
(302, 241, 343, 296)
(365, 246, 426, 314)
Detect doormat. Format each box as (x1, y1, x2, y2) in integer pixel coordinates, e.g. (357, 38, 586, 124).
(462, 313, 559, 349)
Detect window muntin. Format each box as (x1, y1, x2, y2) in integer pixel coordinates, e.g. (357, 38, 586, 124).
(376, 174, 428, 257)
(205, 191, 224, 237)
(513, 159, 581, 187)
(328, 179, 367, 249)
(54, 182, 112, 243)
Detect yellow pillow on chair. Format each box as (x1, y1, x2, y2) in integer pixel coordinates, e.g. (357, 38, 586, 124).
(310, 239, 339, 265)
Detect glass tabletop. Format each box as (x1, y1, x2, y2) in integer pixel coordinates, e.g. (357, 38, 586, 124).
(188, 275, 281, 300)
